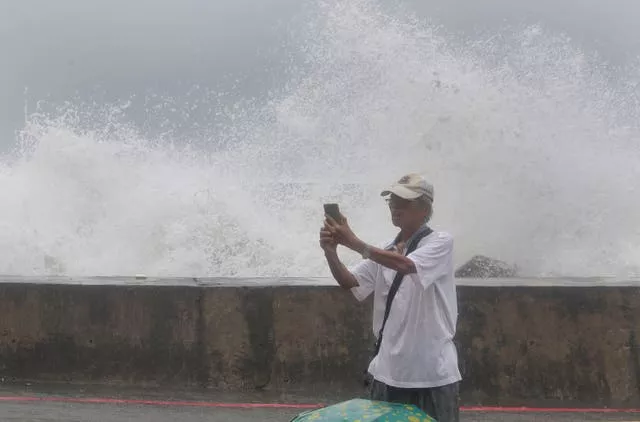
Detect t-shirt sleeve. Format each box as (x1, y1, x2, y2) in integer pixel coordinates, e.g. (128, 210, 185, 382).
(406, 232, 454, 290)
(348, 259, 378, 302)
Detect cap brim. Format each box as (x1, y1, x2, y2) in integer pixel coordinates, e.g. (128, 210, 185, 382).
(380, 185, 422, 200)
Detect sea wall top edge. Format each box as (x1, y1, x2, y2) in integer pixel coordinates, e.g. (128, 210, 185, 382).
(0, 275, 639, 287)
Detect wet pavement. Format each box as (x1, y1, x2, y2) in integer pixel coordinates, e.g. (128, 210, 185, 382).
(0, 400, 299, 422)
(3, 400, 640, 421)
(1, 384, 639, 421)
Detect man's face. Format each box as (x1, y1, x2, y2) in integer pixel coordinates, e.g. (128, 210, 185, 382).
(386, 194, 429, 228)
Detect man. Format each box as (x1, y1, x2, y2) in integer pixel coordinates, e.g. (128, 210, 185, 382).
(319, 173, 461, 422)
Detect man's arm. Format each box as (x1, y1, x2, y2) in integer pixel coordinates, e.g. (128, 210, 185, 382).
(350, 239, 416, 275)
(323, 215, 415, 275)
(324, 250, 359, 289)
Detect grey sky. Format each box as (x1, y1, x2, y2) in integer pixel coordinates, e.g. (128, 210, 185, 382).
(409, 0, 640, 58)
(1, 0, 639, 143)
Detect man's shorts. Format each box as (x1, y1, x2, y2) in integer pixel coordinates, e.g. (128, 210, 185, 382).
(370, 379, 460, 422)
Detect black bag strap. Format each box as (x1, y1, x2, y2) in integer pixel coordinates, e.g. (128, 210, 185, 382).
(372, 225, 433, 358)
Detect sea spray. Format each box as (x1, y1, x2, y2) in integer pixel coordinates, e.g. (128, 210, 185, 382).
(1, 0, 639, 277)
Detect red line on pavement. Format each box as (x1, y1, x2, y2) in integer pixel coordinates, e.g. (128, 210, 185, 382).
(1, 396, 640, 413)
(461, 406, 640, 413)
(0, 396, 321, 409)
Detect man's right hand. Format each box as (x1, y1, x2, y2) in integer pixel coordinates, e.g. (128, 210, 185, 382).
(319, 227, 338, 254)
(320, 226, 359, 289)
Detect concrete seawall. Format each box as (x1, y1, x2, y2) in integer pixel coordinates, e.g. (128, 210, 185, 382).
(0, 276, 639, 407)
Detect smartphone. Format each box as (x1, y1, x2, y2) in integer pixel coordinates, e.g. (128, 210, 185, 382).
(323, 203, 341, 222)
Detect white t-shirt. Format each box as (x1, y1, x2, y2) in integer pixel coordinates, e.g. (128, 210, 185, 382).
(349, 230, 461, 389)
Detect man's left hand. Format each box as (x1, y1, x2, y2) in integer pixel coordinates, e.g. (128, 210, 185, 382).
(324, 214, 360, 251)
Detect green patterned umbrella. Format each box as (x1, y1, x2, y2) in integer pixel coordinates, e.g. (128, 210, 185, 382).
(290, 398, 436, 422)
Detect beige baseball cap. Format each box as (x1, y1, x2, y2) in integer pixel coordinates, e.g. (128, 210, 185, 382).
(381, 173, 434, 202)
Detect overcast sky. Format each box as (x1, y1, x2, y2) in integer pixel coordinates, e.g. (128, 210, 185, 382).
(1, 0, 639, 143)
